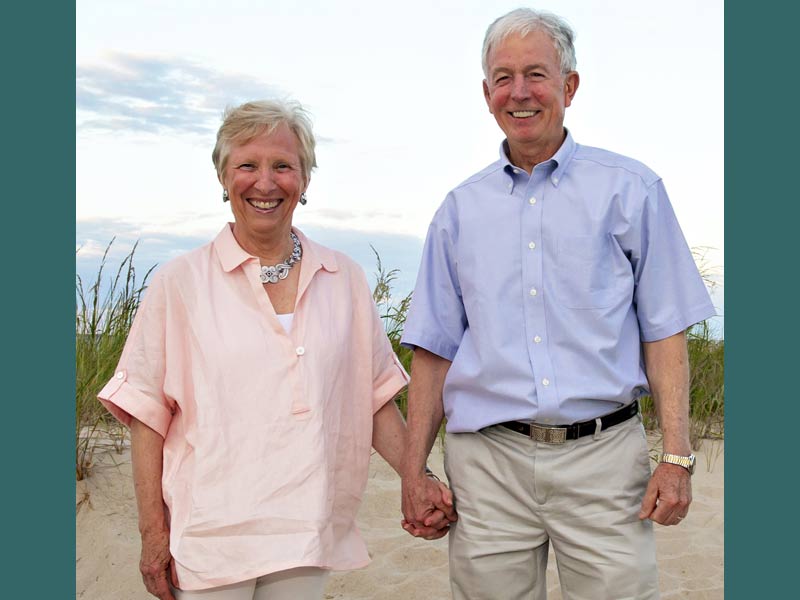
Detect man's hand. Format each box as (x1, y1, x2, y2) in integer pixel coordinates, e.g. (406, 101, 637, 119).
(638, 463, 692, 526)
(401, 474, 457, 540)
(139, 528, 177, 600)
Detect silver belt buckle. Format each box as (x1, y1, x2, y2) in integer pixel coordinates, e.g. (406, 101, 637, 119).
(530, 424, 567, 444)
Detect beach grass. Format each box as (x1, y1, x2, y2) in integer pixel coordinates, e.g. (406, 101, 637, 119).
(75, 240, 154, 480)
(372, 246, 414, 417)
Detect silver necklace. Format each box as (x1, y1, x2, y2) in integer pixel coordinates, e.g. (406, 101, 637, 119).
(259, 232, 302, 284)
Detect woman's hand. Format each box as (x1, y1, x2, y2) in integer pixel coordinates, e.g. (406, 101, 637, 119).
(139, 528, 177, 600)
(401, 474, 457, 540)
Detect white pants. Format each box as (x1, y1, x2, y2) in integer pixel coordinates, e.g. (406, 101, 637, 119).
(173, 567, 329, 600)
(445, 415, 659, 600)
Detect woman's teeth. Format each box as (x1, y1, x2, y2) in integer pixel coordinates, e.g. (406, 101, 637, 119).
(249, 199, 280, 209)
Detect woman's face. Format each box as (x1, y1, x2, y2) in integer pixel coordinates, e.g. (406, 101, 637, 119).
(222, 124, 305, 251)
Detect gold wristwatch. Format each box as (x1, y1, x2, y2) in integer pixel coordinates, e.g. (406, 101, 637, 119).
(658, 453, 696, 475)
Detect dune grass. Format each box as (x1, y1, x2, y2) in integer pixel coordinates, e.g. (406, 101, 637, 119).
(75, 240, 154, 480)
(372, 246, 414, 416)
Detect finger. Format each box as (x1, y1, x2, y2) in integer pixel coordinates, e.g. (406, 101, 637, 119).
(403, 521, 449, 538)
(650, 495, 686, 525)
(144, 575, 172, 600)
(438, 484, 454, 506)
(424, 528, 449, 540)
(638, 480, 659, 520)
(425, 506, 458, 529)
(432, 490, 458, 521)
(423, 508, 447, 528)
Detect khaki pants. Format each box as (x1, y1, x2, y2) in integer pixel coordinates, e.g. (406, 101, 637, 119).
(444, 415, 659, 600)
(172, 567, 329, 600)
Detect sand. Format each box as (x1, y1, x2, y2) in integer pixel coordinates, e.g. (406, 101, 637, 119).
(76, 436, 723, 599)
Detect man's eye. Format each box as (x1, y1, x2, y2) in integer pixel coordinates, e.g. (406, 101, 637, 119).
(495, 75, 510, 84)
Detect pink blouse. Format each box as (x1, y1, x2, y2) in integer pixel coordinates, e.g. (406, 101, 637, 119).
(98, 224, 409, 590)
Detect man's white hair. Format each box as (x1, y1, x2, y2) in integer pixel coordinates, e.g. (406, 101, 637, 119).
(482, 8, 577, 77)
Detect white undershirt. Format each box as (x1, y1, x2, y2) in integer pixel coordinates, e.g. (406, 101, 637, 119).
(275, 312, 294, 333)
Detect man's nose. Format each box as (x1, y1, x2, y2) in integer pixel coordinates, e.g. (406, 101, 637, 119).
(510, 75, 531, 102)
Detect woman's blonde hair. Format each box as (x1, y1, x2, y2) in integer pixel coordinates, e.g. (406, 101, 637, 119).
(212, 99, 317, 185)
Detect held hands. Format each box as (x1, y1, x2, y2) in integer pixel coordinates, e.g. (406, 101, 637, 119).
(139, 528, 178, 600)
(638, 462, 692, 526)
(401, 473, 458, 540)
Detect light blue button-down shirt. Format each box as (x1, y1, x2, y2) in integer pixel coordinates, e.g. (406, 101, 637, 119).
(401, 132, 716, 431)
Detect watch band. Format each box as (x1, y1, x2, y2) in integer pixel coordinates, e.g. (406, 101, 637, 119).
(658, 452, 696, 475)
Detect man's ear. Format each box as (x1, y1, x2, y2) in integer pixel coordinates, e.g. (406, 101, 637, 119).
(483, 79, 493, 113)
(564, 71, 580, 107)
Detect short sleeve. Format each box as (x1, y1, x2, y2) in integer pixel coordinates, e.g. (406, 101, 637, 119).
(97, 272, 175, 437)
(621, 180, 717, 342)
(401, 197, 467, 359)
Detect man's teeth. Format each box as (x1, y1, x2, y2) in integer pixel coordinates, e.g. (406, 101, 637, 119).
(250, 199, 280, 209)
(512, 111, 537, 118)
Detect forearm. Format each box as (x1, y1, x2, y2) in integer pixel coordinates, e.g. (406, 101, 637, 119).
(130, 418, 170, 537)
(642, 331, 692, 455)
(372, 396, 408, 476)
(402, 348, 450, 479)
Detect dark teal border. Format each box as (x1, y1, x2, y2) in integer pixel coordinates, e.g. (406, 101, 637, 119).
(726, 1, 796, 597)
(1, 3, 75, 595)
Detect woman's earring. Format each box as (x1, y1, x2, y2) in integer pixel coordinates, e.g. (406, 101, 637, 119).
(299, 192, 307, 206)
(222, 190, 229, 202)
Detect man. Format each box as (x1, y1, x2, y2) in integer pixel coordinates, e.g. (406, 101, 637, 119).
(399, 8, 716, 600)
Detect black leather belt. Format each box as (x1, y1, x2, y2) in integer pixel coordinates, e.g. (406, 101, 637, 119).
(498, 400, 639, 444)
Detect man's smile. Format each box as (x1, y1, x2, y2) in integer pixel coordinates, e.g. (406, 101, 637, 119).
(510, 110, 540, 118)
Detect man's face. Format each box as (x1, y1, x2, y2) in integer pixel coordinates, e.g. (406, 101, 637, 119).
(483, 30, 578, 159)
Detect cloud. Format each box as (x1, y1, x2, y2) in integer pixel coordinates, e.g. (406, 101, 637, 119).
(76, 53, 284, 137)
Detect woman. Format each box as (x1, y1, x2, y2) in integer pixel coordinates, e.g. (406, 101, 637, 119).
(98, 99, 455, 600)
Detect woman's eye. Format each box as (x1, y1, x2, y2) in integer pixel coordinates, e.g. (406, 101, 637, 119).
(275, 163, 291, 171)
(237, 163, 256, 171)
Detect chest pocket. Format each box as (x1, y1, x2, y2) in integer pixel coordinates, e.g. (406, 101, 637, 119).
(552, 234, 623, 309)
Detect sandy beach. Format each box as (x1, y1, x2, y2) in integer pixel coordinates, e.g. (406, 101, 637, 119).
(76, 436, 723, 599)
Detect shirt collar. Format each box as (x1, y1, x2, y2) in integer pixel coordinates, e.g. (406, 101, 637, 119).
(213, 223, 339, 273)
(499, 128, 577, 187)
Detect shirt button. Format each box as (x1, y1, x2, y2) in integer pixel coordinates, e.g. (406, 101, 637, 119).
(529, 288, 538, 296)
(528, 196, 537, 205)
(295, 346, 305, 356)
(513, 168, 519, 174)
(542, 378, 550, 386)
(528, 241, 536, 250)
(553, 177, 559, 184)
(534, 335, 542, 343)
(507, 182, 512, 189)
(115, 371, 124, 379)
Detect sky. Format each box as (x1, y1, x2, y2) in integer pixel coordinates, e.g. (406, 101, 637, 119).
(76, 0, 724, 333)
